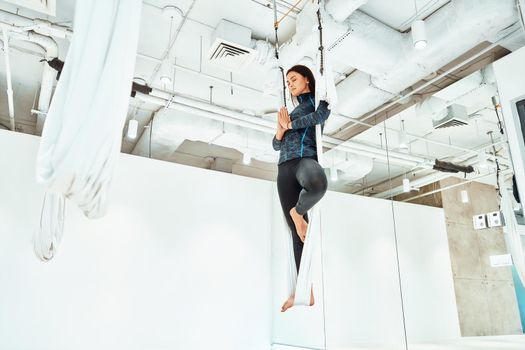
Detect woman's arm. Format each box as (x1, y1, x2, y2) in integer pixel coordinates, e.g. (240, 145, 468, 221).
(273, 108, 288, 151)
(272, 135, 282, 151)
(289, 101, 330, 130)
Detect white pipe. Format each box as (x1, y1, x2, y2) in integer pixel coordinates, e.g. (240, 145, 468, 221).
(267, 0, 517, 135)
(149, 89, 427, 165)
(4, 29, 58, 135)
(137, 53, 265, 95)
(137, 93, 274, 134)
(325, 0, 369, 22)
(334, 0, 518, 128)
(373, 151, 505, 199)
(377, 172, 450, 199)
(401, 169, 513, 203)
(135, 90, 429, 167)
(0, 10, 73, 39)
(1, 26, 15, 130)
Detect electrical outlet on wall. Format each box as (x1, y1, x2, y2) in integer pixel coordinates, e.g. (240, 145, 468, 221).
(473, 214, 487, 230)
(487, 211, 504, 228)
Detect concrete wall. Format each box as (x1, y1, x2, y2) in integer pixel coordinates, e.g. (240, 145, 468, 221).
(440, 177, 523, 336)
(401, 176, 523, 337)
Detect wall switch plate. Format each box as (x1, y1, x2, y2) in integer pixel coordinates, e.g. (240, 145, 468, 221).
(487, 211, 504, 228)
(490, 254, 513, 267)
(473, 214, 487, 230)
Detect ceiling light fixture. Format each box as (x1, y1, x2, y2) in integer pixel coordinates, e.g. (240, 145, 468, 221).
(160, 58, 172, 85)
(399, 120, 409, 151)
(243, 150, 251, 165)
(411, 1, 427, 50)
(127, 119, 138, 139)
(460, 189, 469, 203)
(403, 177, 411, 193)
(330, 166, 338, 182)
(478, 149, 488, 169)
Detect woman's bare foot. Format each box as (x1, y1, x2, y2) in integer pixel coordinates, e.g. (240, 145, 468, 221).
(289, 207, 308, 242)
(281, 290, 315, 312)
(281, 295, 295, 312)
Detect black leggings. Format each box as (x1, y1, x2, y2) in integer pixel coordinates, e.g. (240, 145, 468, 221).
(277, 157, 328, 272)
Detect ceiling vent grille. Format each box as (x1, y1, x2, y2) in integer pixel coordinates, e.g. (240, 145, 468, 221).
(3, 0, 56, 16)
(207, 20, 255, 72)
(433, 104, 469, 129)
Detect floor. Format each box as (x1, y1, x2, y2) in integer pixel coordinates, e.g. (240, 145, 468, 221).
(272, 335, 525, 350)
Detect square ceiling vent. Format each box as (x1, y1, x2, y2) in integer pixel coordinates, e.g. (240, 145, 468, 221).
(4, 0, 56, 16)
(207, 19, 255, 72)
(433, 104, 469, 129)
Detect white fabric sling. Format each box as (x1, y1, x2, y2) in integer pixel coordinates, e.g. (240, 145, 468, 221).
(34, 0, 142, 260)
(501, 187, 525, 286)
(286, 19, 338, 305)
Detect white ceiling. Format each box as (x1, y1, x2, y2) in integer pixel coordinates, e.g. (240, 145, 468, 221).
(0, 0, 522, 196)
(360, 0, 450, 31)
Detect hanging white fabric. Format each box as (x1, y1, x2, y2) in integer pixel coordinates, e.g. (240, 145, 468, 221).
(284, 3, 338, 306)
(501, 187, 525, 286)
(33, 0, 142, 261)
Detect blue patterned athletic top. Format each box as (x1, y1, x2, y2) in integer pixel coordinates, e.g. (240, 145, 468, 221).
(272, 92, 330, 165)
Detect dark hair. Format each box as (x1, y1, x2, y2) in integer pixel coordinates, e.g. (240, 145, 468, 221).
(286, 65, 316, 96)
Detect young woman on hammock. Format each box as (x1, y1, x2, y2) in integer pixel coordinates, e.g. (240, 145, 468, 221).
(272, 64, 330, 312)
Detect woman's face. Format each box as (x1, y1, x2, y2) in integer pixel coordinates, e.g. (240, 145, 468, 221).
(286, 71, 310, 97)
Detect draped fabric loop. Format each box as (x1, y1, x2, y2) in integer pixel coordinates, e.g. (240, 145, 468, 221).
(33, 0, 142, 261)
(501, 187, 525, 286)
(284, 5, 338, 305)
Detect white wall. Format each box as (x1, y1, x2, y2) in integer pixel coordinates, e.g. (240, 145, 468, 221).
(0, 130, 460, 350)
(392, 201, 461, 343)
(322, 192, 407, 349)
(0, 130, 273, 350)
(493, 46, 525, 207)
(271, 193, 460, 349)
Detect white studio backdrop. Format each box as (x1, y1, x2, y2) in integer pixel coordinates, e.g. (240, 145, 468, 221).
(0, 130, 273, 350)
(272, 191, 460, 350)
(0, 130, 459, 350)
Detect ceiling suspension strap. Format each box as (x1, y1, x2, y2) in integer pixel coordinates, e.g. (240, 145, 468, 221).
(316, 1, 324, 76)
(272, 0, 288, 108)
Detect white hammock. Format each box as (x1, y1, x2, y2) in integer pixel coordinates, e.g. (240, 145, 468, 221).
(501, 187, 525, 286)
(285, 15, 339, 305)
(33, 0, 142, 261)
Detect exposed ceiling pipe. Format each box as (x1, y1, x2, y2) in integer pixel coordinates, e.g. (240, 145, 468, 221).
(0, 38, 46, 57)
(13, 31, 58, 135)
(373, 142, 508, 199)
(261, 0, 518, 135)
(134, 89, 429, 168)
(400, 169, 513, 203)
(333, 0, 518, 132)
(416, 66, 497, 120)
(332, 27, 519, 140)
(1, 26, 15, 130)
(325, 0, 369, 22)
(0, 9, 73, 39)
(147, 89, 429, 166)
(136, 52, 266, 95)
(0, 22, 58, 135)
(132, 93, 375, 179)
(136, 92, 273, 133)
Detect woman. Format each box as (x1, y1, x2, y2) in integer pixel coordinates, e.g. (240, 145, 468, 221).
(272, 65, 330, 312)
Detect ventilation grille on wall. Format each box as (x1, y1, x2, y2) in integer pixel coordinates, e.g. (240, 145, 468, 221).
(4, 0, 56, 16)
(207, 19, 255, 72)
